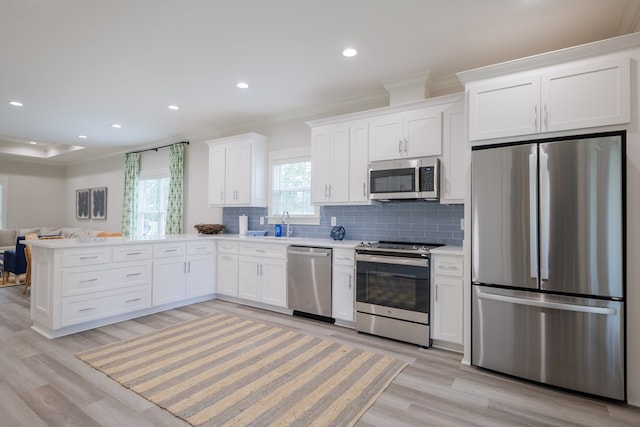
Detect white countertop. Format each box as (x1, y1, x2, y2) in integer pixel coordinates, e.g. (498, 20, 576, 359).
(25, 233, 361, 250)
(430, 245, 463, 256)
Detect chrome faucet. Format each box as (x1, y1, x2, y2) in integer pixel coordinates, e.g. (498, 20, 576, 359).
(282, 211, 292, 238)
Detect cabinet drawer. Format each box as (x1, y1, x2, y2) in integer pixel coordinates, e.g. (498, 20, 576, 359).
(187, 240, 215, 256)
(433, 255, 463, 277)
(61, 286, 151, 327)
(112, 245, 152, 262)
(153, 243, 186, 258)
(333, 249, 355, 266)
(62, 262, 151, 297)
(62, 247, 111, 267)
(217, 240, 239, 254)
(239, 242, 286, 258)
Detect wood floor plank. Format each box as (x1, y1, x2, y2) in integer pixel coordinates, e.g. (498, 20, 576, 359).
(0, 286, 638, 426)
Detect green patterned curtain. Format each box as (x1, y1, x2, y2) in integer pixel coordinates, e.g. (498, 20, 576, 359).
(165, 143, 184, 235)
(121, 152, 140, 237)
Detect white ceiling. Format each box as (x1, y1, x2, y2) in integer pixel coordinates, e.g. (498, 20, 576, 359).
(2, 0, 639, 165)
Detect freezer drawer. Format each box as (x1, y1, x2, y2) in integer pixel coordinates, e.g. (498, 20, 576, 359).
(472, 285, 625, 400)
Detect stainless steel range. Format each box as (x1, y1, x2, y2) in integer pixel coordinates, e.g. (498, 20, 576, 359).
(355, 241, 443, 347)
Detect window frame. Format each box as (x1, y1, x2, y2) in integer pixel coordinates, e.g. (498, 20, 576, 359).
(136, 170, 170, 238)
(267, 147, 319, 225)
(0, 176, 7, 228)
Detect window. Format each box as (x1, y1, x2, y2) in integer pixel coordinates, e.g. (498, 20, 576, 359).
(137, 176, 170, 238)
(0, 176, 6, 228)
(268, 148, 319, 224)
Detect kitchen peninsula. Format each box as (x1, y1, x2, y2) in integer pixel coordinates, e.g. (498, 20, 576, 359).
(28, 235, 218, 338)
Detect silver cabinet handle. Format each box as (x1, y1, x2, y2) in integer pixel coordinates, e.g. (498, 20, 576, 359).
(403, 138, 408, 155)
(126, 252, 142, 256)
(348, 274, 352, 289)
(544, 104, 549, 131)
(398, 139, 403, 153)
(220, 190, 224, 201)
(79, 278, 98, 283)
(362, 182, 366, 197)
(78, 307, 97, 312)
(126, 298, 141, 303)
(435, 284, 439, 302)
(534, 105, 538, 132)
(126, 273, 142, 277)
(324, 184, 329, 198)
(79, 255, 99, 260)
(477, 291, 617, 315)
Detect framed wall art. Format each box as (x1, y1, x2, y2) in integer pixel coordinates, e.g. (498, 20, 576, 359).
(91, 187, 107, 220)
(76, 189, 90, 220)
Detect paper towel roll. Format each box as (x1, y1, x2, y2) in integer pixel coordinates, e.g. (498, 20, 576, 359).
(239, 215, 248, 235)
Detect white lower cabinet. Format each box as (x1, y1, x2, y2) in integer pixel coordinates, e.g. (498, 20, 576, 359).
(152, 241, 216, 306)
(217, 240, 239, 297)
(238, 243, 287, 308)
(431, 253, 463, 347)
(332, 248, 355, 323)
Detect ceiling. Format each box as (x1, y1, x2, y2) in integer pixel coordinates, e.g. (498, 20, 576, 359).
(2, 0, 639, 165)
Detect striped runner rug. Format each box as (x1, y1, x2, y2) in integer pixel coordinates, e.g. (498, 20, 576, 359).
(76, 312, 407, 426)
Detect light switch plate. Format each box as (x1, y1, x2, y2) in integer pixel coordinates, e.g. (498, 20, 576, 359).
(460, 218, 464, 230)
(331, 217, 337, 226)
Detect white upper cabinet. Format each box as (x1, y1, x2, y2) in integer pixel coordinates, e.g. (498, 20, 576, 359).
(468, 57, 630, 142)
(205, 133, 268, 207)
(311, 120, 369, 205)
(440, 101, 465, 204)
(369, 106, 442, 161)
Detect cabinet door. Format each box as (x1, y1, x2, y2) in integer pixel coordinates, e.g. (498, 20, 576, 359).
(329, 125, 350, 203)
(238, 256, 261, 302)
(208, 145, 226, 205)
(225, 142, 252, 205)
(369, 113, 403, 161)
(332, 264, 354, 322)
(152, 258, 186, 305)
(261, 258, 287, 308)
(468, 75, 540, 142)
(440, 102, 465, 204)
(186, 255, 215, 298)
(432, 276, 463, 344)
(349, 121, 369, 203)
(216, 253, 238, 296)
(541, 58, 630, 132)
(311, 126, 332, 204)
(404, 107, 442, 157)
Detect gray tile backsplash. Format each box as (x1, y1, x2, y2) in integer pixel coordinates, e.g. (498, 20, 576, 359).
(222, 202, 464, 246)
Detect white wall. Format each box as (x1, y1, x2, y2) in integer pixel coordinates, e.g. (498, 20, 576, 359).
(65, 155, 124, 232)
(0, 158, 66, 228)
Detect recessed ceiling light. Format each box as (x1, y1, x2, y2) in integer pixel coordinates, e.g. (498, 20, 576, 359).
(78, 134, 88, 139)
(29, 141, 37, 145)
(8, 101, 23, 107)
(236, 82, 249, 89)
(168, 105, 180, 110)
(111, 123, 122, 129)
(342, 48, 358, 57)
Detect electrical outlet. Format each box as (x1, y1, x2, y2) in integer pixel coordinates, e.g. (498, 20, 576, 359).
(259, 216, 264, 225)
(460, 218, 464, 230)
(331, 217, 337, 226)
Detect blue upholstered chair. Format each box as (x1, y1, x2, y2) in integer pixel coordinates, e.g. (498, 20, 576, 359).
(3, 236, 27, 283)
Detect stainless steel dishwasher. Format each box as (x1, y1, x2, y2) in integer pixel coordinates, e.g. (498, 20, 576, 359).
(287, 246, 333, 321)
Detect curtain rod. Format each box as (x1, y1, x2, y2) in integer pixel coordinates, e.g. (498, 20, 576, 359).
(126, 140, 189, 155)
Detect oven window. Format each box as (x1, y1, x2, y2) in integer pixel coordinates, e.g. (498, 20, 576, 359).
(356, 261, 429, 312)
(370, 168, 415, 193)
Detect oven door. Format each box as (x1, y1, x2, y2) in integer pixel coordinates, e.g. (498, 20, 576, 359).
(355, 253, 430, 323)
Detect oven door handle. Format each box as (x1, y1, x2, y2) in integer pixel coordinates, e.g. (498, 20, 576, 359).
(356, 254, 428, 267)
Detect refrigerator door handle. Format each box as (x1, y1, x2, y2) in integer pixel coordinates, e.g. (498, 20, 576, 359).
(539, 149, 550, 281)
(529, 151, 538, 281)
(477, 290, 617, 315)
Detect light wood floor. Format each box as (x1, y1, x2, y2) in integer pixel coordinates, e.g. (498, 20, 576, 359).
(0, 286, 639, 426)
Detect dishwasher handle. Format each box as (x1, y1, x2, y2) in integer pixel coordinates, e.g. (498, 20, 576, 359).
(287, 249, 330, 257)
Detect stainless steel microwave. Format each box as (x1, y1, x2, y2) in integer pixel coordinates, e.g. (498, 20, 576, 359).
(369, 157, 440, 201)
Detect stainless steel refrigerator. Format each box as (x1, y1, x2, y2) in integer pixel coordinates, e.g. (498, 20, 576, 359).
(471, 132, 625, 401)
